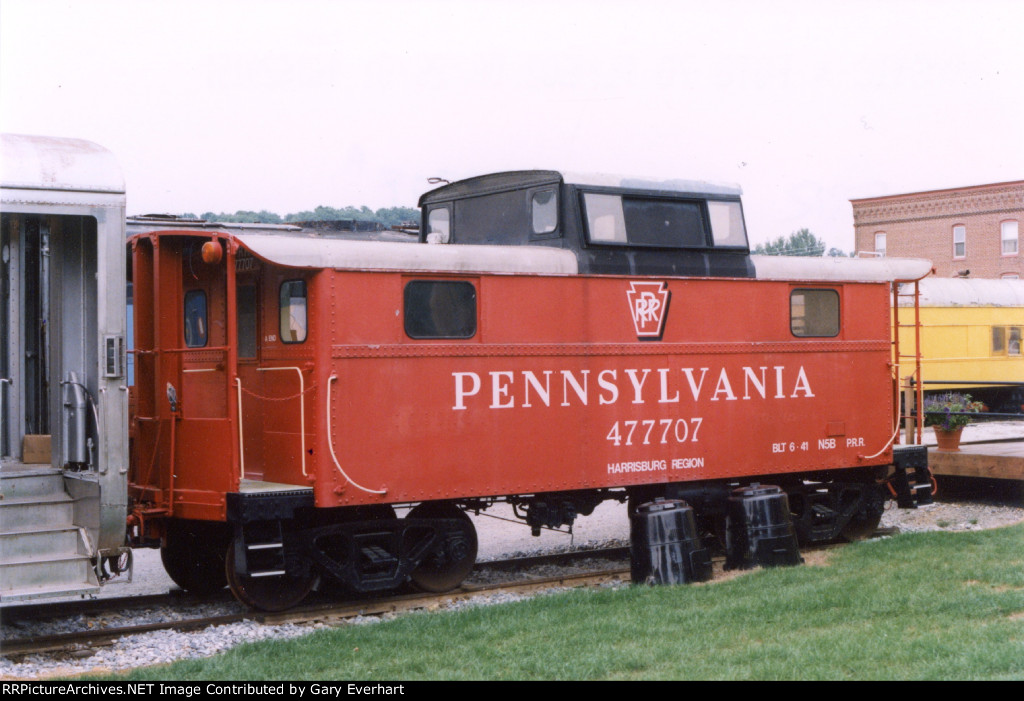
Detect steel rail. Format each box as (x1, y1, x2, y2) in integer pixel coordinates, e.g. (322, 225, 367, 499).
(1, 553, 632, 657)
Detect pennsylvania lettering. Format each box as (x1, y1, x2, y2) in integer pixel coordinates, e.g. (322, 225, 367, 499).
(453, 365, 815, 410)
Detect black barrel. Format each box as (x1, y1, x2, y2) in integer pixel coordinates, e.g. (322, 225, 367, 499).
(630, 498, 712, 585)
(724, 484, 803, 570)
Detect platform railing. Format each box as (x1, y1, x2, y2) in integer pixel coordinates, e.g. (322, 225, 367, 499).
(235, 367, 311, 487)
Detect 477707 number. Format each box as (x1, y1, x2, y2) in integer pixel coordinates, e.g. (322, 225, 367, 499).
(606, 418, 703, 447)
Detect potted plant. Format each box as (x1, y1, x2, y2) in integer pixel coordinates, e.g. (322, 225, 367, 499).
(922, 392, 984, 451)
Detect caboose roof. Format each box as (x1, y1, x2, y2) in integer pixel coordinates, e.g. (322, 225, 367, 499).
(562, 171, 743, 198)
(418, 170, 742, 205)
(235, 233, 581, 275)
(752, 255, 933, 283)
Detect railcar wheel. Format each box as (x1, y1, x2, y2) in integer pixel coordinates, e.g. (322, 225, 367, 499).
(160, 520, 230, 595)
(225, 539, 316, 612)
(407, 503, 477, 593)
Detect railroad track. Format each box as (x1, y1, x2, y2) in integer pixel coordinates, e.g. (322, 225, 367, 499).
(0, 547, 631, 658)
(1, 540, 863, 660)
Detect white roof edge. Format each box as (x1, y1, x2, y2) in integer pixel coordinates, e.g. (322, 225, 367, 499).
(560, 171, 742, 197)
(752, 255, 933, 283)
(235, 235, 580, 275)
(1, 134, 124, 194)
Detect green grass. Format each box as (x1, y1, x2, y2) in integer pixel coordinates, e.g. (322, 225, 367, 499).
(90, 524, 1024, 681)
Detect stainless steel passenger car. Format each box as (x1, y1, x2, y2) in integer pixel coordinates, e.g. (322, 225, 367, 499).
(0, 134, 131, 601)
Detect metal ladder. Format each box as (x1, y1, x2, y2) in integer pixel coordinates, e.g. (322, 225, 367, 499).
(890, 279, 934, 507)
(892, 280, 924, 445)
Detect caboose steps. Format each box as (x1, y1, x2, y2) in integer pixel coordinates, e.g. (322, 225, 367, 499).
(0, 467, 101, 602)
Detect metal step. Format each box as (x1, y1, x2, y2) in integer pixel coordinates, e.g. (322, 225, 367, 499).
(0, 557, 101, 602)
(0, 554, 98, 592)
(0, 493, 75, 531)
(0, 466, 64, 499)
(0, 466, 101, 602)
(1, 527, 83, 560)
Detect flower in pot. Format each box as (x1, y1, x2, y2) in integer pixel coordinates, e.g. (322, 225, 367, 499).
(922, 392, 984, 451)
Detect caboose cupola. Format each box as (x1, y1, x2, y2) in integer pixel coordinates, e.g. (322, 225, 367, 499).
(418, 170, 754, 278)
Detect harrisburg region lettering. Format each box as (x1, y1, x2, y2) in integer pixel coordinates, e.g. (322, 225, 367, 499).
(452, 366, 815, 410)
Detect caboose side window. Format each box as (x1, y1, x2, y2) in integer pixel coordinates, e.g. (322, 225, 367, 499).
(790, 289, 840, 337)
(426, 206, 451, 244)
(404, 280, 476, 339)
(583, 193, 627, 243)
(582, 193, 707, 248)
(708, 200, 748, 248)
(184, 290, 207, 348)
(532, 189, 558, 235)
(279, 280, 307, 344)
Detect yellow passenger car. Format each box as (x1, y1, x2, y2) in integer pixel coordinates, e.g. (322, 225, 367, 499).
(898, 278, 1024, 413)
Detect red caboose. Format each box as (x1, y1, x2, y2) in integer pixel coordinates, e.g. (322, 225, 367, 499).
(127, 173, 933, 610)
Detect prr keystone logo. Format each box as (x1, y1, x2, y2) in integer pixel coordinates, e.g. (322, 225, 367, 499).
(627, 281, 670, 339)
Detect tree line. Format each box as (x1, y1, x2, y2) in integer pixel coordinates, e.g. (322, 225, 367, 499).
(754, 228, 851, 257)
(182, 205, 420, 227)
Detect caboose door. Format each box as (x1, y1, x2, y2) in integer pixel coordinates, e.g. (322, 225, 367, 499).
(235, 273, 266, 481)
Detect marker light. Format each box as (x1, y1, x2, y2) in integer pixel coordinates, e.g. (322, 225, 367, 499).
(201, 240, 223, 264)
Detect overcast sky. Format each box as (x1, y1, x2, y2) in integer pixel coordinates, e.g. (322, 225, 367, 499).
(2, 0, 1021, 251)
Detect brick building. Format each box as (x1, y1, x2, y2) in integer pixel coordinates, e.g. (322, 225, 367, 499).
(851, 180, 1024, 279)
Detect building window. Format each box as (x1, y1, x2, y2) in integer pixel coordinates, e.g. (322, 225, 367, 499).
(953, 225, 966, 259)
(874, 232, 886, 256)
(1002, 220, 1019, 256)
